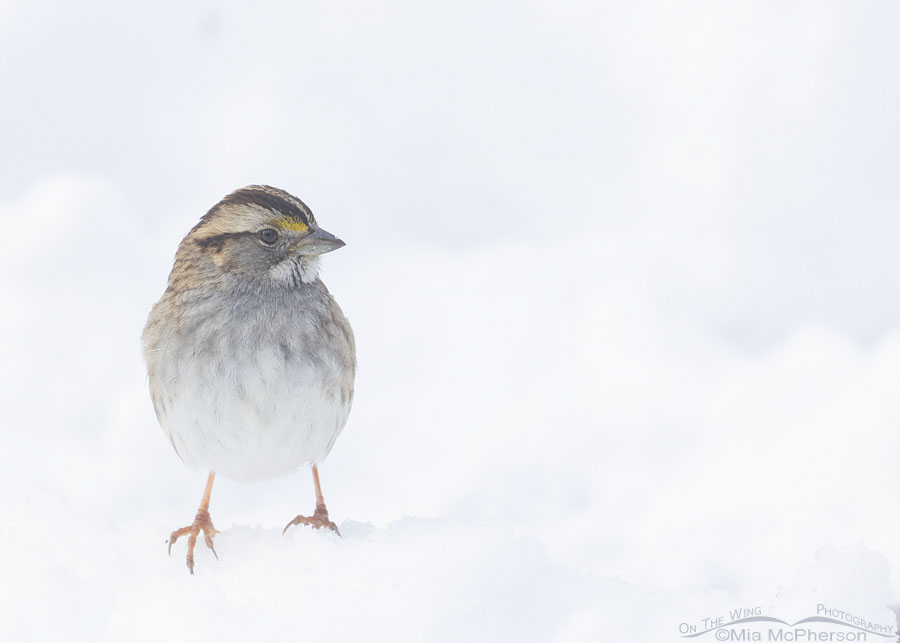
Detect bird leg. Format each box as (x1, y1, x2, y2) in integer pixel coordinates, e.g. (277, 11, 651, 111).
(283, 465, 340, 536)
(168, 472, 219, 574)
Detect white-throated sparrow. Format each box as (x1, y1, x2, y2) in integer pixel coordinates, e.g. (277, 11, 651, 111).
(142, 185, 356, 574)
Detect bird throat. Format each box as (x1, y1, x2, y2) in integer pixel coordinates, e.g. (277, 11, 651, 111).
(268, 255, 320, 286)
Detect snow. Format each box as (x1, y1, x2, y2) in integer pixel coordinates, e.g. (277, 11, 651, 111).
(2, 1, 900, 641)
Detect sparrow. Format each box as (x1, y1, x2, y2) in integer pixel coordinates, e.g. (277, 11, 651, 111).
(142, 185, 356, 573)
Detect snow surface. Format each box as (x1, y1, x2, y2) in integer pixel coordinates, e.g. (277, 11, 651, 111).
(2, 1, 900, 641)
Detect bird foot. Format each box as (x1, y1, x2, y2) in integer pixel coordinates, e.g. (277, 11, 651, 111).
(283, 504, 341, 536)
(168, 509, 219, 574)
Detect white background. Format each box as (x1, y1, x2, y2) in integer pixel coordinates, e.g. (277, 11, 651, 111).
(1, 1, 899, 640)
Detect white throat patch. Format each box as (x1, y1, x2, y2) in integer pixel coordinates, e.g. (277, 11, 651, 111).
(269, 256, 320, 285)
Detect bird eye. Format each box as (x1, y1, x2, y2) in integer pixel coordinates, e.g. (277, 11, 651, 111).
(259, 228, 279, 245)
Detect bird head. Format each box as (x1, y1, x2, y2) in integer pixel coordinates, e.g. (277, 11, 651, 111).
(182, 185, 345, 286)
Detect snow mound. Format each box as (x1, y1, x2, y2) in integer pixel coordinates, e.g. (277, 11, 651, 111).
(1, 489, 894, 643)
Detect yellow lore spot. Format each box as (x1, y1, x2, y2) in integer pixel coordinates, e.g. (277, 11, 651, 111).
(275, 218, 309, 233)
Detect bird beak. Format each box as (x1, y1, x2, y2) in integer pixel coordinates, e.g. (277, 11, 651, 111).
(294, 226, 346, 256)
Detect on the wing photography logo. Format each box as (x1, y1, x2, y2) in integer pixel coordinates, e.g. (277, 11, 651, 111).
(678, 604, 897, 641)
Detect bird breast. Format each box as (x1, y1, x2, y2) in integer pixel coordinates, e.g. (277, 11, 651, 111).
(143, 279, 356, 481)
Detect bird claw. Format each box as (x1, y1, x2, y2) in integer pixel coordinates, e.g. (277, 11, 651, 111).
(167, 509, 219, 574)
(283, 504, 341, 537)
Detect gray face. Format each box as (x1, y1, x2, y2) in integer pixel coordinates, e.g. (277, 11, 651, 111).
(193, 225, 296, 277)
(182, 185, 345, 284)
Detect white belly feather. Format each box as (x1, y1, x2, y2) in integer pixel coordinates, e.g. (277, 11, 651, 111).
(145, 281, 354, 482)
